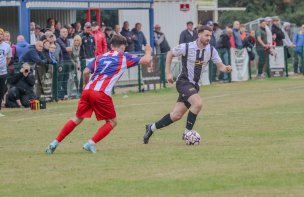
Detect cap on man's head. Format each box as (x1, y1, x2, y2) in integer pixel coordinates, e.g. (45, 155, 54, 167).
(64, 24, 72, 29)
(259, 18, 265, 23)
(265, 17, 272, 22)
(91, 21, 98, 27)
(272, 16, 280, 21)
(84, 22, 92, 28)
(207, 20, 214, 26)
(45, 31, 54, 38)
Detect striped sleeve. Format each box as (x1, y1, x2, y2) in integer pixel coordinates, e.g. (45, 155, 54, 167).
(124, 53, 141, 68)
(86, 57, 97, 73)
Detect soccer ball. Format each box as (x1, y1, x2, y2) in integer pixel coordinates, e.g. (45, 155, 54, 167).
(184, 130, 201, 145)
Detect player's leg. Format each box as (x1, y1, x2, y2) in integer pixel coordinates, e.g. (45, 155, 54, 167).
(45, 116, 83, 154)
(184, 93, 202, 132)
(143, 102, 188, 144)
(83, 118, 117, 154)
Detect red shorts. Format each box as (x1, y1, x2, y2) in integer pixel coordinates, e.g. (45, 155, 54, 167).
(76, 90, 116, 121)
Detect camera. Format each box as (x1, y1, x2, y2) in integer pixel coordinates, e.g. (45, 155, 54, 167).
(24, 69, 29, 73)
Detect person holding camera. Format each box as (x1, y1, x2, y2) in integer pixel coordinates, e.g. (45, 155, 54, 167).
(5, 63, 36, 108)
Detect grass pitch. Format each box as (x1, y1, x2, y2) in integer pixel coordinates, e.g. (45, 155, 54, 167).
(1, 77, 304, 197)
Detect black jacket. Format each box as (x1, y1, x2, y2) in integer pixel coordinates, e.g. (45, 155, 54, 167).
(20, 45, 48, 65)
(121, 28, 135, 52)
(11, 72, 35, 93)
(56, 37, 72, 61)
(216, 31, 230, 49)
(271, 25, 285, 46)
(179, 29, 198, 44)
(80, 32, 95, 59)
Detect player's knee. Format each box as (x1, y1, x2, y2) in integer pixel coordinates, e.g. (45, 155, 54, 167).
(171, 112, 183, 121)
(72, 117, 83, 125)
(108, 119, 117, 128)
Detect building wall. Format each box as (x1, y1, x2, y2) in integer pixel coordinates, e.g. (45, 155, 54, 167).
(119, 0, 197, 49)
(0, 7, 19, 42)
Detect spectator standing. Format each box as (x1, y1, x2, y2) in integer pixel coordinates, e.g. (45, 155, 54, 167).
(271, 17, 285, 47)
(232, 21, 243, 48)
(16, 35, 30, 62)
(213, 22, 223, 43)
(20, 41, 47, 65)
(179, 21, 198, 44)
(5, 63, 35, 108)
(255, 19, 269, 78)
(71, 35, 82, 94)
(264, 17, 273, 46)
(91, 21, 107, 56)
(113, 25, 121, 36)
(121, 21, 135, 52)
(206, 20, 216, 47)
(0, 28, 12, 112)
(45, 31, 61, 62)
(80, 22, 95, 60)
(132, 23, 147, 52)
(293, 24, 304, 74)
(154, 24, 170, 54)
(282, 22, 296, 60)
(56, 28, 73, 100)
(74, 22, 83, 35)
(55, 22, 61, 38)
(30, 22, 37, 45)
(105, 27, 113, 51)
(35, 25, 43, 42)
(243, 30, 256, 68)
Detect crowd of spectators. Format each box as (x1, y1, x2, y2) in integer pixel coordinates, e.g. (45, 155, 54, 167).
(0, 16, 304, 111)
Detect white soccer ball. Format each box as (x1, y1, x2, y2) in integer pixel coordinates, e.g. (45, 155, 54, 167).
(184, 130, 201, 145)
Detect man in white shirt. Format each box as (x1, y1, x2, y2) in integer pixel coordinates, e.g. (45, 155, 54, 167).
(143, 25, 232, 144)
(0, 28, 12, 112)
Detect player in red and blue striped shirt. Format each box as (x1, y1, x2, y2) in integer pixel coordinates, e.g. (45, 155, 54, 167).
(46, 35, 151, 154)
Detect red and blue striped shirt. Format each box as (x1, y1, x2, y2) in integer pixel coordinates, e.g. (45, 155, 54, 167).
(83, 50, 141, 96)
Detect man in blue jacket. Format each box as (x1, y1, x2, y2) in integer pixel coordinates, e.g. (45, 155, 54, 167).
(16, 35, 30, 62)
(132, 23, 147, 52)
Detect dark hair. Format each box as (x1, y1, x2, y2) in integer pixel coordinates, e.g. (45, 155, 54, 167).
(197, 25, 213, 33)
(110, 35, 127, 47)
(187, 21, 194, 25)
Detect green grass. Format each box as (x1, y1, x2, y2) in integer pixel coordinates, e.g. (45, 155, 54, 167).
(1, 77, 304, 197)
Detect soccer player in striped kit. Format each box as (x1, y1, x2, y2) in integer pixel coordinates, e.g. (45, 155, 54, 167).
(143, 25, 232, 144)
(46, 35, 151, 154)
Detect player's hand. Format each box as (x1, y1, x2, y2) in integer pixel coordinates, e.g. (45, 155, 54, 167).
(225, 65, 232, 72)
(166, 73, 174, 87)
(144, 44, 151, 52)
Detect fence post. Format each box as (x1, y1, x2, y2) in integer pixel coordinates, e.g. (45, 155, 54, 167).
(228, 48, 231, 82)
(52, 63, 58, 101)
(248, 57, 252, 80)
(138, 64, 142, 92)
(160, 53, 166, 88)
(284, 47, 289, 77)
(266, 51, 271, 78)
(301, 46, 304, 75)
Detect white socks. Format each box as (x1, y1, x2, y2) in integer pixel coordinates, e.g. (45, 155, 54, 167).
(150, 123, 157, 132)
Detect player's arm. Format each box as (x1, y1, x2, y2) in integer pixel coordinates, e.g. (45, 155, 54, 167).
(165, 50, 174, 85)
(83, 67, 91, 86)
(216, 62, 232, 73)
(139, 44, 152, 65)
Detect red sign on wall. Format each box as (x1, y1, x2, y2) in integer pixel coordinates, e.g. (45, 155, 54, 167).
(180, 3, 190, 11)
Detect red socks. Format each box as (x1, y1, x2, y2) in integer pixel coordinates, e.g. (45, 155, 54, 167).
(91, 122, 113, 143)
(56, 120, 77, 142)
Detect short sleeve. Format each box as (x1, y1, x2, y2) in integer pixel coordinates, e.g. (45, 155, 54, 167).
(125, 53, 141, 68)
(86, 58, 97, 73)
(7, 45, 12, 58)
(256, 30, 261, 38)
(172, 43, 186, 57)
(211, 48, 222, 64)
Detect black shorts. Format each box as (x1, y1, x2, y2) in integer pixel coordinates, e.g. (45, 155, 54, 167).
(176, 80, 199, 108)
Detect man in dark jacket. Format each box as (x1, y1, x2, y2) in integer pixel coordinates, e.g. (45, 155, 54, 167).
(271, 17, 285, 46)
(179, 21, 198, 44)
(5, 63, 36, 108)
(57, 28, 73, 100)
(121, 21, 135, 52)
(132, 23, 147, 52)
(80, 22, 96, 60)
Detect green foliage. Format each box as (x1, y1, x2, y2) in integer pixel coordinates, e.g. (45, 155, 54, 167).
(218, 0, 304, 25)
